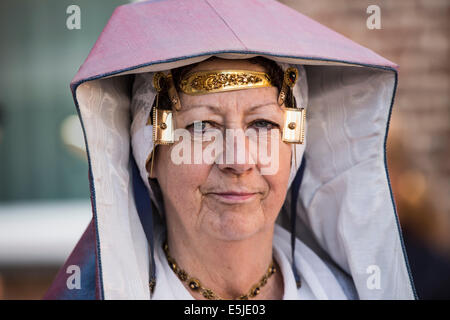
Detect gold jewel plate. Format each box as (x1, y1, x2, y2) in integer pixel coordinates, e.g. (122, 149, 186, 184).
(179, 70, 273, 95)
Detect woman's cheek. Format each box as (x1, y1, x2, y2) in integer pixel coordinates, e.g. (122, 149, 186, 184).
(266, 143, 291, 198)
(168, 162, 210, 198)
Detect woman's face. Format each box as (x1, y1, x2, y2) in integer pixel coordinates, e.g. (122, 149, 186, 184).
(149, 59, 292, 241)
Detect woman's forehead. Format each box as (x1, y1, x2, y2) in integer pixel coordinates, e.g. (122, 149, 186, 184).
(178, 86, 280, 115)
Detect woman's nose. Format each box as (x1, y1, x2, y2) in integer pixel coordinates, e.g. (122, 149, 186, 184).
(216, 129, 256, 175)
(217, 162, 255, 175)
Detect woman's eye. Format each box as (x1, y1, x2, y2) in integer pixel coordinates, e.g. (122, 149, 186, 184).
(186, 121, 214, 133)
(251, 120, 278, 130)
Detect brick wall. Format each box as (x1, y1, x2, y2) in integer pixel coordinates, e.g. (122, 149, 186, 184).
(279, 0, 450, 254)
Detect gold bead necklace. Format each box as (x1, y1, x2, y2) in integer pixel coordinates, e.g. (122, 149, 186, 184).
(162, 240, 277, 300)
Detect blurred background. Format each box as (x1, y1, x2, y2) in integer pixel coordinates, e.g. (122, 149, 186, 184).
(0, 0, 448, 299)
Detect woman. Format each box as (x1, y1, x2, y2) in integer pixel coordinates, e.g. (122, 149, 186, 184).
(137, 56, 329, 300)
(45, 0, 416, 300)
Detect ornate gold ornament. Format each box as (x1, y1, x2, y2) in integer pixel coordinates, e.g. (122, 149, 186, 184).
(166, 72, 181, 111)
(152, 108, 174, 145)
(148, 71, 177, 177)
(179, 70, 273, 95)
(151, 72, 176, 146)
(278, 67, 298, 106)
(282, 107, 306, 144)
(278, 67, 306, 145)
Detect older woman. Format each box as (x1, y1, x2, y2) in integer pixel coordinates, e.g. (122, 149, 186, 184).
(45, 0, 416, 300)
(137, 56, 316, 300)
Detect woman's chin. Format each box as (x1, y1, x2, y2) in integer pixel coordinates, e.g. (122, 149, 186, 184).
(201, 209, 266, 241)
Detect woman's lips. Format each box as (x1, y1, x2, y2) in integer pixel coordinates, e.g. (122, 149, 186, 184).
(208, 192, 258, 204)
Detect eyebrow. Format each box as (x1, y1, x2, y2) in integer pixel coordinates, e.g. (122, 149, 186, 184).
(180, 102, 280, 114)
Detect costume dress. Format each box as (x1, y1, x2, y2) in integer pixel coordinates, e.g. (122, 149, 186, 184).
(44, 0, 416, 300)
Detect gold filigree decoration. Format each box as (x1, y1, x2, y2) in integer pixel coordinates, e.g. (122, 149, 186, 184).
(179, 70, 273, 95)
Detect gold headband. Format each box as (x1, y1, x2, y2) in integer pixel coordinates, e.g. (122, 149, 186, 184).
(179, 70, 273, 95)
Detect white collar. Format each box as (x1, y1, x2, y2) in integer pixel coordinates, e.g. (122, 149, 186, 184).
(151, 223, 348, 300)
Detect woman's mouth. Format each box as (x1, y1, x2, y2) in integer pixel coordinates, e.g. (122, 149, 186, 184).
(208, 192, 258, 204)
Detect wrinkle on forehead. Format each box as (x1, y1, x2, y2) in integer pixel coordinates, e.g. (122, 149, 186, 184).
(178, 86, 279, 114)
